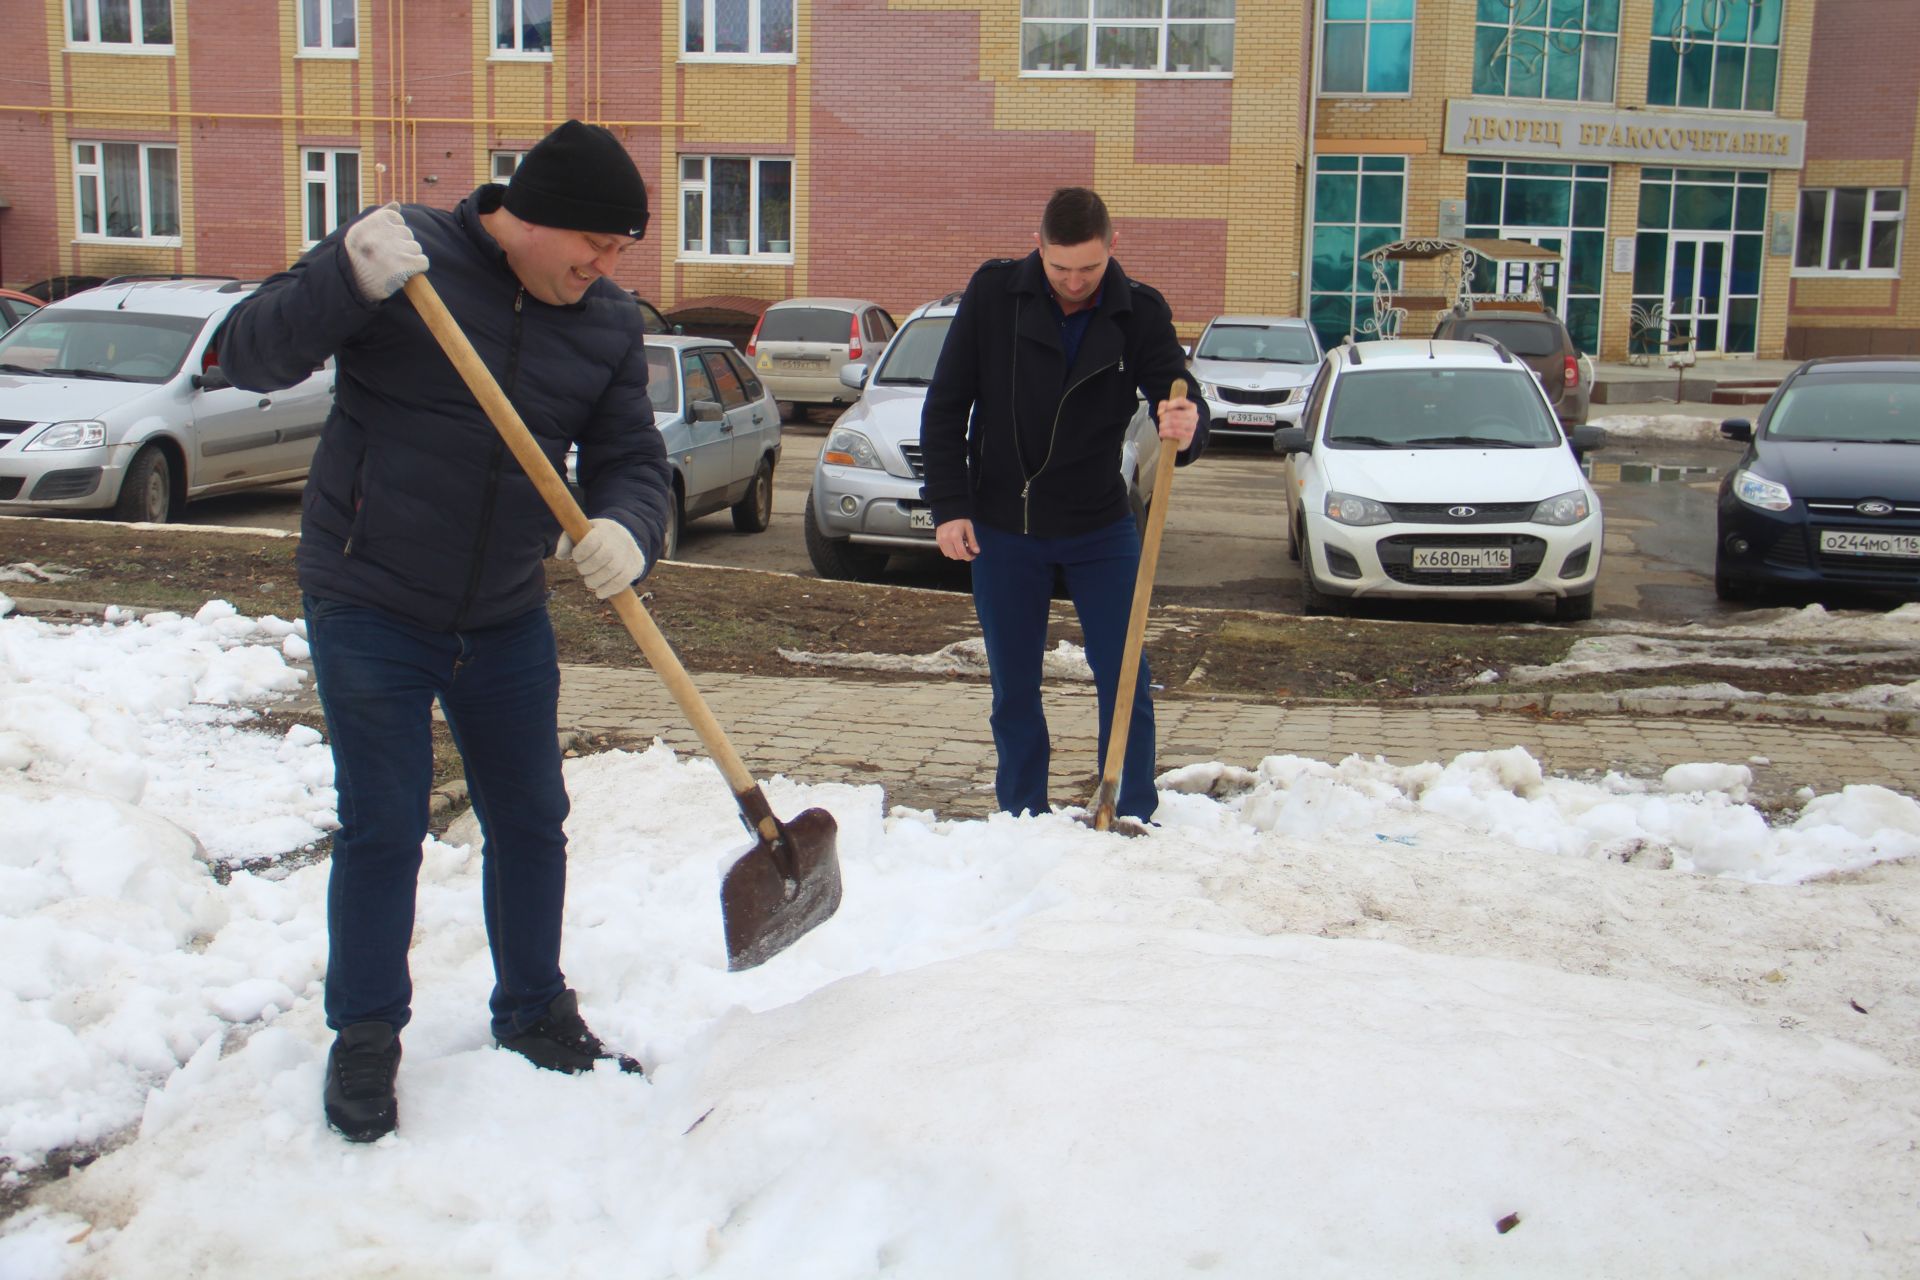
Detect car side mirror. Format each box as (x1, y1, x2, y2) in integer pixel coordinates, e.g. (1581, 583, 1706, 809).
(191, 365, 232, 391)
(839, 362, 869, 390)
(1272, 426, 1309, 455)
(1720, 418, 1754, 443)
(673, 322, 685, 335)
(1181, 344, 1192, 358)
(690, 399, 725, 423)
(1568, 424, 1607, 458)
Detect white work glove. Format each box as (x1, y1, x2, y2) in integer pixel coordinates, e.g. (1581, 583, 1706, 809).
(556, 518, 647, 599)
(344, 203, 428, 303)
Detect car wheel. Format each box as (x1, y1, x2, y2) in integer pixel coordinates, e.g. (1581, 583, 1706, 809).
(731, 457, 774, 533)
(661, 488, 683, 560)
(112, 444, 173, 523)
(1297, 525, 1344, 616)
(1552, 590, 1595, 622)
(1286, 508, 1301, 562)
(803, 491, 888, 581)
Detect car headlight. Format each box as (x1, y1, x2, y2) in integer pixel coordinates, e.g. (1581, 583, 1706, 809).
(1324, 491, 1391, 526)
(25, 420, 107, 451)
(1530, 490, 1592, 526)
(821, 427, 883, 470)
(1731, 468, 1791, 512)
(1197, 382, 1219, 401)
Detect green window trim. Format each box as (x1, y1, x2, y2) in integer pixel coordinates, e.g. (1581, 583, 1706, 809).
(1646, 0, 1780, 113)
(1309, 154, 1407, 347)
(1472, 0, 1619, 103)
(1321, 0, 1414, 95)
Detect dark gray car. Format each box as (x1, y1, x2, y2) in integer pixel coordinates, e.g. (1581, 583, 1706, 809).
(1431, 306, 1589, 432)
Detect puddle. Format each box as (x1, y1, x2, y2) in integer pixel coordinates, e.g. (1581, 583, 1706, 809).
(1583, 460, 1721, 484)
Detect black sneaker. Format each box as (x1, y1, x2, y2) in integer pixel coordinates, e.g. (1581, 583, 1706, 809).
(324, 1021, 401, 1142)
(496, 990, 643, 1075)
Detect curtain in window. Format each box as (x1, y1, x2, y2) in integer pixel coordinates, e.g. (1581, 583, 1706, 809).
(142, 0, 171, 43)
(146, 147, 179, 237)
(711, 159, 750, 254)
(103, 143, 142, 238)
(761, 0, 793, 52)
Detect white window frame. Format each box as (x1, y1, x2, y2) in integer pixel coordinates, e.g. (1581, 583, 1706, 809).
(492, 0, 553, 58)
(677, 155, 794, 262)
(298, 0, 357, 55)
(491, 151, 525, 183)
(1317, 0, 1415, 98)
(1793, 187, 1905, 279)
(1019, 0, 1235, 78)
(681, 0, 796, 61)
(72, 140, 181, 246)
(303, 149, 362, 247)
(66, 0, 173, 52)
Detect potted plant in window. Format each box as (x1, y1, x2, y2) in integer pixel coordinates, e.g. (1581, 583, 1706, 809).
(761, 189, 791, 256)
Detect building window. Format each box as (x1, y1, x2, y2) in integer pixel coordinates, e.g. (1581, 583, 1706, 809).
(1633, 167, 1769, 354)
(1320, 0, 1412, 94)
(1647, 0, 1779, 112)
(1309, 155, 1405, 347)
(67, 0, 172, 49)
(494, 0, 551, 55)
(1465, 161, 1612, 352)
(1794, 188, 1903, 276)
(491, 152, 524, 183)
(300, 0, 356, 52)
(683, 0, 794, 56)
(73, 141, 180, 243)
(304, 150, 361, 246)
(1021, 0, 1234, 75)
(1472, 0, 1617, 102)
(679, 156, 793, 258)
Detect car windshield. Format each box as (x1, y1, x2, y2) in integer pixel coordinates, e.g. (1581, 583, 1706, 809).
(873, 316, 951, 386)
(0, 308, 204, 383)
(1446, 319, 1562, 357)
(1765, 374, 1920, 444)
(1324, 368, 1562, 448)
(759, 307, 853, 344)
(643, 346, 678, 415)
(1197, 325, 1318, 364)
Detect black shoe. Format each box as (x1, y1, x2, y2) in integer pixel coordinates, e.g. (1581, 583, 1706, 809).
(324, 1021, 401, 1142)
(496, 990, 643, 1075)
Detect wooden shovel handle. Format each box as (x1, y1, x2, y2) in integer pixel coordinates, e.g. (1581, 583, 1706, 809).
(1092, 377, 1187, 832)
(403, 275, 780, 845)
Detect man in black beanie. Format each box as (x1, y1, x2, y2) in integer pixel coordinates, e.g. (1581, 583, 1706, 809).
(218, 119, 670, 1143)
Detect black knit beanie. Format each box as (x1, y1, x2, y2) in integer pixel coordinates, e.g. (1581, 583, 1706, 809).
(503, 119, 650, 239)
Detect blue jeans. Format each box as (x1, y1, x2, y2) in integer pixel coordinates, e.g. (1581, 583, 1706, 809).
(304, 595, 570, 1040)
(970, 517, 1159, 820)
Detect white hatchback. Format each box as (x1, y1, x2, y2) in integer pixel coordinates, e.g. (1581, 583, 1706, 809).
(1273, 338, 1606, 621)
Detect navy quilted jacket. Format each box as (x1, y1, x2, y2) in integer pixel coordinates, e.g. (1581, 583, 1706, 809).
(219, 186, 671, 631)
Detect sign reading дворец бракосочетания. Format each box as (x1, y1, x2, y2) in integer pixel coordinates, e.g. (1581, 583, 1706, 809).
(1443, 100, 1806, 170)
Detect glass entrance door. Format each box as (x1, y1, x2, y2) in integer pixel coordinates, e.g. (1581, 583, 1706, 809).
(1666, 234, 1733, 354)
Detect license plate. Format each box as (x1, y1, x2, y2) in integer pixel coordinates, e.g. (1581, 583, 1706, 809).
(1226, 410, 1276, 426)
(1819, 529, 1920, 558)
(1413, 546, 1511, 572)
(908, 509, 934, 530)
(776, 358, 825, 370)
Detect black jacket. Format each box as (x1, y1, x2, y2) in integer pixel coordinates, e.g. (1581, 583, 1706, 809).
(219, 186, 671, 631)
(919, 251, 1207, 537)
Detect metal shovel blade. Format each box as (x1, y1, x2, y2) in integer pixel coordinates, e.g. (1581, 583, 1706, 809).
(722, 806, 842, 971)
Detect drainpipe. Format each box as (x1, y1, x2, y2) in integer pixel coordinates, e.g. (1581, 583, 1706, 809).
(1299, 0, 1321, 320)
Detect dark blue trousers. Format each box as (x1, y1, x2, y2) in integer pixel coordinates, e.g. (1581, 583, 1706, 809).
(971, 517, 1159, 820)
(304, 596, 570, 1040)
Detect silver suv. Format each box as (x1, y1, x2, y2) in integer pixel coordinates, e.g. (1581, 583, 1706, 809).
(805, 291, 1161, 581)
(0, 277, 335, 522)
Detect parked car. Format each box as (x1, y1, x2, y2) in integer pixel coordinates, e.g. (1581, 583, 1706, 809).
(805, 292, 1164, 581)
(0, 289, 43, 331)
(0, 276, 335, 523)
(566, 335, 781, 559)
(748, 297, 896, 419)
(1714, 355, 1920, 603)
(1190, 314, 1322, 440)
(1272, 337, 1606, 621)
(1430, 303, 1588, 431)
(633, 294, 680, 335)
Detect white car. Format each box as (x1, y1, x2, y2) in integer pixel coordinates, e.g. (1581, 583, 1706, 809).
(0, 277, 335, 523)
(805, 291, 1161, 581)
(1190, 314, 1322, 440)
(1273, 338, 1606, 621)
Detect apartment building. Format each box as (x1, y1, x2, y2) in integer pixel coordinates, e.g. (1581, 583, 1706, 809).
(0, 2, 1902, 361)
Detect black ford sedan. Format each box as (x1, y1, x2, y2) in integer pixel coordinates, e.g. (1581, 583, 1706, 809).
(1716, 356, 1920, 602)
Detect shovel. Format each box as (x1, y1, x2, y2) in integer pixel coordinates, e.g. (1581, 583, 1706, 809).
(403, 275, 841, 971)
(1088, 377, 1188, 833)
